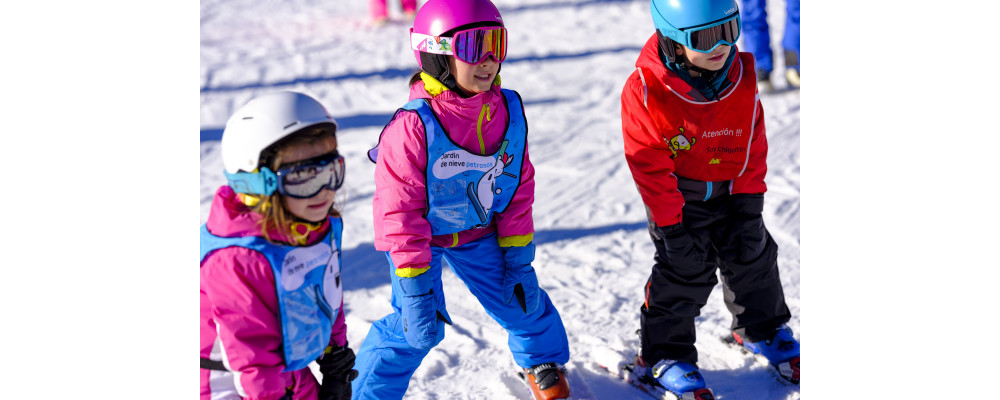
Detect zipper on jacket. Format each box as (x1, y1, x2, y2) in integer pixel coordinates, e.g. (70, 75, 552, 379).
(477, 103, 491, 155)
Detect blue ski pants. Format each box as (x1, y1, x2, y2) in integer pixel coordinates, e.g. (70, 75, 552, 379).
(739, 0, 800, 72)
(350, 233, 570, 400)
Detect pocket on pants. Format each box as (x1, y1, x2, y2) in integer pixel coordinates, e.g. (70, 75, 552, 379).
(738, 216, 767, 262)
(503, 264, 540, 314)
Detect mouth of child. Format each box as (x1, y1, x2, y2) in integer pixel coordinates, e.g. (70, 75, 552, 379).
(709, 53, 725, 62)
(308, 201, 330, 209)
(475, 73, 492, 81)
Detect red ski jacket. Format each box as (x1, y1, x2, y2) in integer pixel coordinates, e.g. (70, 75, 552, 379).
(621, 34, 768, 227)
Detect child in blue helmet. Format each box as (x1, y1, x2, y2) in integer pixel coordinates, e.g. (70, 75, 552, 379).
(619, 0, 800, 397)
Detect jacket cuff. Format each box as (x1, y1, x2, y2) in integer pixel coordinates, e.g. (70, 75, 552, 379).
(502, 242, 535, 266)
(498, 233, 533, 247)
(394, 265, 430, 278)
(731, 193, 764, 216)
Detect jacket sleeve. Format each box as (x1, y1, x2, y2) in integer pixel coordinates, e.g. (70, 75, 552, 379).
(730, 97, 768, 194)
(201, 247, 291, 400)
(372, 110, 434, 274)
(328, 298, 348, 348)
(621, 72, 686, 227)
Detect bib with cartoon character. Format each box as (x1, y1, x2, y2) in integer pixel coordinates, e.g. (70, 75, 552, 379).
(404, 89, 526, 235)
(638, 52, 759, 183)
(199, 217, 343, 372)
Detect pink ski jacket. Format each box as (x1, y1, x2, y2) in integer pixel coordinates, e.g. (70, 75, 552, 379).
(371, 79, 535, 276)
(200, 185, 348, 400)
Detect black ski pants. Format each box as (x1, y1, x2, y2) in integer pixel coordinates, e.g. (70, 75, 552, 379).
(639, 193, 791, 366)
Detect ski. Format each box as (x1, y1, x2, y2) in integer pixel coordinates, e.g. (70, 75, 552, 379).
(721, 335, 799, 385)
(592, 347, 715, 400)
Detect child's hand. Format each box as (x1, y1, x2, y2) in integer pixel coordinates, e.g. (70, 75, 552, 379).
(318, 344, 358, 400)
(728, 194, 768, 262)
(398, 272, 450, 349)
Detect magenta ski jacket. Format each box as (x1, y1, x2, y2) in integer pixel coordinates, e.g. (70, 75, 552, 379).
(200, 185, 348, 400)
(371, 80, 536, 274)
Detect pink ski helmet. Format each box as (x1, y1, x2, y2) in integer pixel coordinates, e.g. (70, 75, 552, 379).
(410, 0, 505, 76)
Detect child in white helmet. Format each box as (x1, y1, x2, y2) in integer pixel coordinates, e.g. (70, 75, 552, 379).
(200, 91, 356, 400)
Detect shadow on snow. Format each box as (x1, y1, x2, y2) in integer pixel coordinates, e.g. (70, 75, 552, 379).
(200, 44, 639, 141)
(341, 221, 646, 290)
(199, 46, 641, 94)
(201, 97, 567, 141)
(501, 0, 640, 14)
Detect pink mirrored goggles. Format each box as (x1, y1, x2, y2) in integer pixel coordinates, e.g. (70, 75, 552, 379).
(411, 26, 507, 64)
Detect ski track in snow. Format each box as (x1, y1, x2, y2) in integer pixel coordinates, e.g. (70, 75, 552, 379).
(201, 0, 799, 399)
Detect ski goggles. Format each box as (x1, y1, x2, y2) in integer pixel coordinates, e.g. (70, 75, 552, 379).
(680, 14, 741, 53)
(410, 26, 507, 64)
(226, 151, 345, 199)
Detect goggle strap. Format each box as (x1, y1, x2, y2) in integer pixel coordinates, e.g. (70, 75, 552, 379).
(411, 32, 454, 55)
(225, 167, 278, 196)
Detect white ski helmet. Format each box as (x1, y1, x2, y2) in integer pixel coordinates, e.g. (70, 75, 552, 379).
(221, 91, 338, 174)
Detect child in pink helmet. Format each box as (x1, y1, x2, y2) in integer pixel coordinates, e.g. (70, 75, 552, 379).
(352, 0, 571, 399)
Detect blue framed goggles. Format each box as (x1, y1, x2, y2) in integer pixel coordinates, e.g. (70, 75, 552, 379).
(680, 14, 740, 53)
(226, 151, 345, 199)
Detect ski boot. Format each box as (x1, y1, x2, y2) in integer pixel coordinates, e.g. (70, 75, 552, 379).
(522, 362, 571, 400)
(785, 68, 800, 89)
(732, 324, 800, 384)
(643, 359, 715, 400)
(784, 49, 800, 89)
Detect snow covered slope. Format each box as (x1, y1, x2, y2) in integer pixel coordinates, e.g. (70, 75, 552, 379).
(200, 0, 799, 398)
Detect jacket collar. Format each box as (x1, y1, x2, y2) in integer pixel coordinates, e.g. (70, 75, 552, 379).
(635, 34, 743, 102)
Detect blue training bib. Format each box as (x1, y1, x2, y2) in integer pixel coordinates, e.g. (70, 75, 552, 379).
(200, 218, 343, 371)
(404, 89, 527, 235)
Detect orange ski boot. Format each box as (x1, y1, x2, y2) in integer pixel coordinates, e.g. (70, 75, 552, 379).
(522, 362, 571, 400)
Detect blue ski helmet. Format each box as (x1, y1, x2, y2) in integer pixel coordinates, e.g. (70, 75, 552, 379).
(650, 0, 740, 54)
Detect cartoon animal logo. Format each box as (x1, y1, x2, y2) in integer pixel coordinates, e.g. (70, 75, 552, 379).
(467, 140, 516, 223)
(665, 127, 696, 158)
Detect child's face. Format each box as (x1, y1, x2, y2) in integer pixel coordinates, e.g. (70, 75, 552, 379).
(678, 44, 731, 72)
(278, 138, 338, 223)
(449, 56, 499, 96)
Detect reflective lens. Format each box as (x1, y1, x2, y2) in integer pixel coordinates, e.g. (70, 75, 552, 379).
(688, 16, 740, 52)
(452, 27, 506, 64)
(275, 152, 345, 199)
